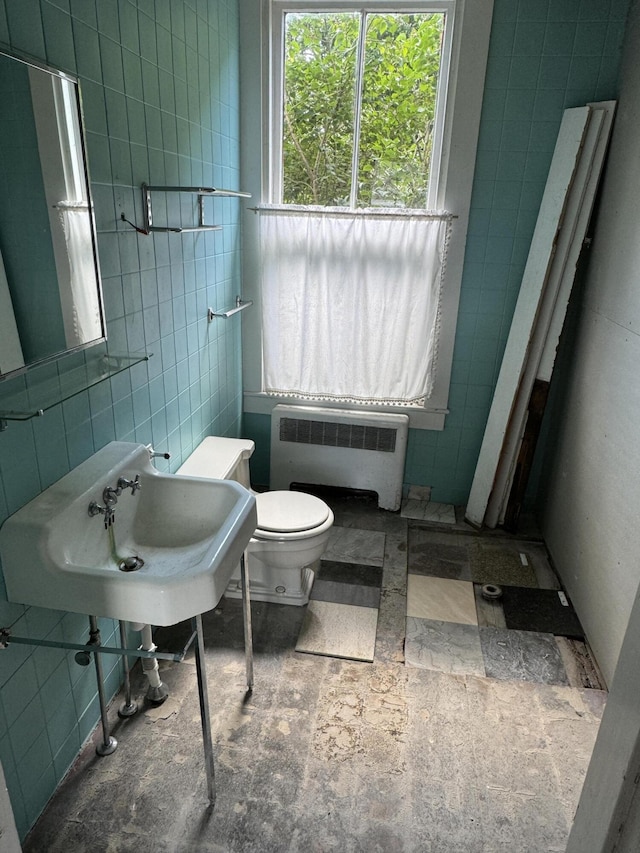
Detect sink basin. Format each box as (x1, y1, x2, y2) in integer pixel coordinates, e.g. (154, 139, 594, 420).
(0, 442, 257, 625)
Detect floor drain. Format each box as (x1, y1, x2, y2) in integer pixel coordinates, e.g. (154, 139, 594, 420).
(481, 583, 503, 601)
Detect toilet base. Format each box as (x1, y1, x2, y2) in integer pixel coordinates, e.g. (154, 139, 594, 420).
(224, 563, 316, 606)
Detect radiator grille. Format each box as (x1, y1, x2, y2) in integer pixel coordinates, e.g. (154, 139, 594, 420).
(279, 417, 397, 453)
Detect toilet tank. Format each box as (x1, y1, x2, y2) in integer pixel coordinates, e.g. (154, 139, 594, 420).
(176, 437, 255, 489)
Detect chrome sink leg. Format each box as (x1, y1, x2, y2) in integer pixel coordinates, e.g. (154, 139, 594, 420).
(240, 550, 254, 691)
(89, 616, 117, 756)
(192, 613, 215, 806)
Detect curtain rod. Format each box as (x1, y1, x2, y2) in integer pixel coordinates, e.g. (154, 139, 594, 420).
(249, 204, 457, 221)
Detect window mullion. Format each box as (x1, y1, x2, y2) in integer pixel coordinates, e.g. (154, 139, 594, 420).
(349, 12, 367, 209)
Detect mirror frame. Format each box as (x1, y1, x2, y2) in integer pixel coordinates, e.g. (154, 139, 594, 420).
(0, 46, 106, 381)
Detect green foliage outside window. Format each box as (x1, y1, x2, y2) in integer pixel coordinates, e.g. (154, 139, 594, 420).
(282, 12, 444, 208)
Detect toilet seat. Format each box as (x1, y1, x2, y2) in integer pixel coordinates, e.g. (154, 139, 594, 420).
(253, 491, 333, 541)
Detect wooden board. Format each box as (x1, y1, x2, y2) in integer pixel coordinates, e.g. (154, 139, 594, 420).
(493, 101, 616, 529)
(537, 103, 616, 384)
(465, 107, 592, 529)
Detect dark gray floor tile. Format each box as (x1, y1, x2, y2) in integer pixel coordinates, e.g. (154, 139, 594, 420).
(310, 578, 381, 608)
(501, 586, 584, 639)
(317, 559, 383, 587)
(479, 627, 570, 686)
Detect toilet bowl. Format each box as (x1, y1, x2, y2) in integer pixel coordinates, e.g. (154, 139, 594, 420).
(176, 437, 334, 605)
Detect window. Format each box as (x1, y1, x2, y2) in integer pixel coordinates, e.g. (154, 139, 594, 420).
(240, 0, 494, 428)
(277, 9, 451, 209)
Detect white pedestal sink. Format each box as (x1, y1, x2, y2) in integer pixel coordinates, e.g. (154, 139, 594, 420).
(0, 441, 257, 804)
(0, 441, 257, 625)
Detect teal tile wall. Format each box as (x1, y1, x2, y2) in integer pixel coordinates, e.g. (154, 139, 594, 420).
(404, 0, 630, 505)
(242, 411, 271, 487)
(0, 0, 242, 839)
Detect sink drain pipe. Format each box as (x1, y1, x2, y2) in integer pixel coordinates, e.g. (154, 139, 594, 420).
(135, 623, 169, 704)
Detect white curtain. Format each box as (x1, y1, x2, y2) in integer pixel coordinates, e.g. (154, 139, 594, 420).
(260, 207, 451, 407)
(59, 206, 103, 346)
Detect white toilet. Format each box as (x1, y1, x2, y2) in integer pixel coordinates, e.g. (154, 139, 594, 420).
(176, 436, 334, 605)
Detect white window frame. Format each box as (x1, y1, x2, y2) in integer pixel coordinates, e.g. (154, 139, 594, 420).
(270, 1, 455, 210)
(239, 0, 494, 430)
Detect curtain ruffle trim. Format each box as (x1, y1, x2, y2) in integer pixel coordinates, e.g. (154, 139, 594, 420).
(423, 217, 453, 400)
(257, 203, 455, 221)
(263, 389, 426, 408)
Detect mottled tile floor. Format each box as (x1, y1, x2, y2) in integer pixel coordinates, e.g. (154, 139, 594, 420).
(23, 497, 607, 853)
(296, 535, 385, 661)
(403, 516, 599, 689)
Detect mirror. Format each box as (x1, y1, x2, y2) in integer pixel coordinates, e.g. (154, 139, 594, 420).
(0, 50, 105, 378)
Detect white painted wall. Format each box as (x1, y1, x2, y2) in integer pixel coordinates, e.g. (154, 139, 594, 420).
(0, 761, 21, 852)
(566, 576, 640, 851)
(539, 0, 640, 686)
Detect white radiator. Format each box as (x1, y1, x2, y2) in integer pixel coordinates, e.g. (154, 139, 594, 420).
(270, 405, 409, 511)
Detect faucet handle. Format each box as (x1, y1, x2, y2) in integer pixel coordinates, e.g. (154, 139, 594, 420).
(117, 475, 141, 496)
(88, 501, 104, 517)
(88, 500, 115, 529)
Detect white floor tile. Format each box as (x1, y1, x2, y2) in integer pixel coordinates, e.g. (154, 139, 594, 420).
(407, 575, 478, 625)
(295, 599, 379, 662)
(401, 500, 456, 524)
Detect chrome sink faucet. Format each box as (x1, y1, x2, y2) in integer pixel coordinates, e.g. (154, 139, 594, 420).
(87, 475, 141, 528)
(103, 475, 141, 503)
(102, 484, 120, 507)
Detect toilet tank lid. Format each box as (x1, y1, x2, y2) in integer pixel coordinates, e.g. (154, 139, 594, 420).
(256, 491, 330, 533)
(176, 436, 255, 480)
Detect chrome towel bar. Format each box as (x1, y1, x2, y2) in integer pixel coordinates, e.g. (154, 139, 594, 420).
(207, 296, 253, 320)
